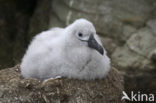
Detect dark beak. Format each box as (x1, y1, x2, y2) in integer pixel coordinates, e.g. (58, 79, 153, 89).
(88, 34, 104, 55)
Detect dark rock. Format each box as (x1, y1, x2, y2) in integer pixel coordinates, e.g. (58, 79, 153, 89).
(150, 49, 156, 62)
(124, 69, 156, 94)
(0, 0, 37, 69)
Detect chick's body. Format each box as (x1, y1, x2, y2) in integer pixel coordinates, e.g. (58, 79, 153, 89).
(21, 19, 110, 80)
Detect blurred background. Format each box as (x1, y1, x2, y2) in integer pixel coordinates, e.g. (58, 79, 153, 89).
(0, 0, 156, 96)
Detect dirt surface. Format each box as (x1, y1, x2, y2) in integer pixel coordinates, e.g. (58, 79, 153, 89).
(0, 65, 124, 103)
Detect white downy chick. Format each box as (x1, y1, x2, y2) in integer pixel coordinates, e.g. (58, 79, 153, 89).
(20, 18, 111, 80)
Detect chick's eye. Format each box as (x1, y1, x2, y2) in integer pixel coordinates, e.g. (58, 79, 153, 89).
(78, 33, 83, 37)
